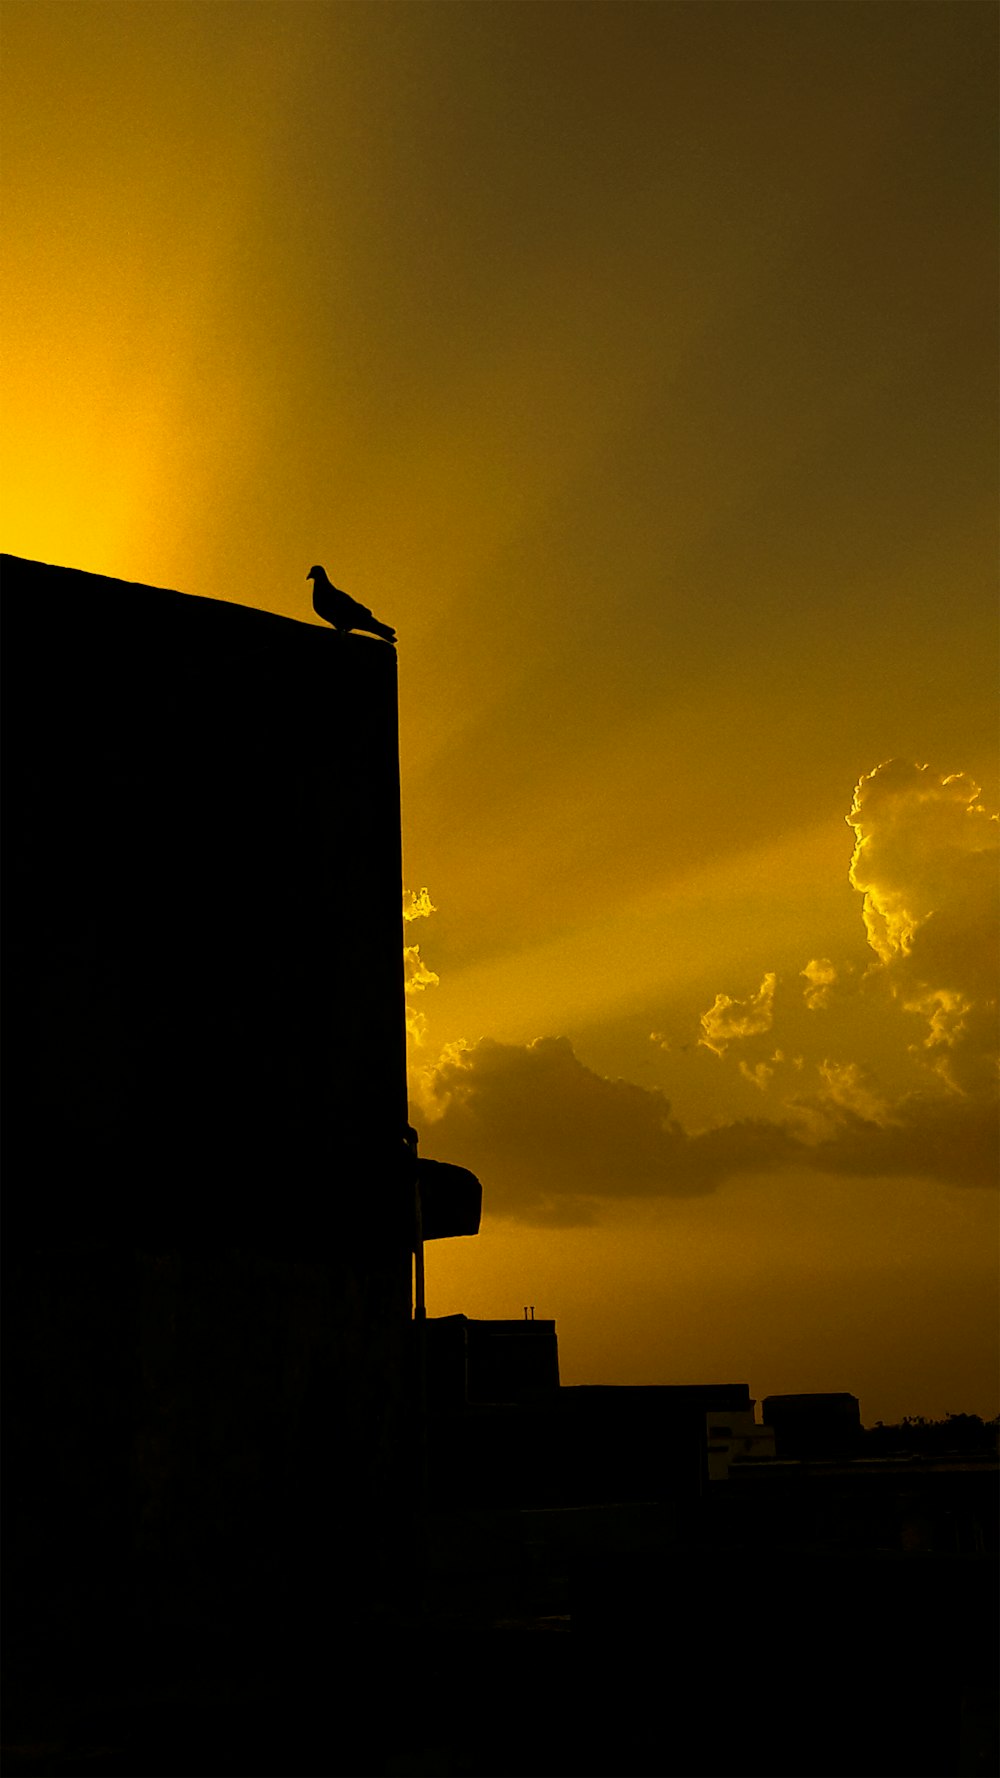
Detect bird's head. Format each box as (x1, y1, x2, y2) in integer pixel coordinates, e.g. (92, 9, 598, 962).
(306, 565, 325, 582)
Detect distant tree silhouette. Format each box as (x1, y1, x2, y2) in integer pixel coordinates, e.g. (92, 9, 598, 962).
(863, 1413, 998, 1456)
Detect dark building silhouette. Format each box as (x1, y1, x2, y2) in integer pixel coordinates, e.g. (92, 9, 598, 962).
(416, 1154, 483, 1239)
(555, 1382, 754, 1504)
(426, 1312, 561, 1408)
(3, 554, 996, 1777)
(2, 553, 433, 1679)
(762, 1390, 862, 1459)
(426, 1363, 755, 1511)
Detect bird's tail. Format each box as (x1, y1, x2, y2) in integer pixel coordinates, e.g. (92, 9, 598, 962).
(371, 619, 397, 644)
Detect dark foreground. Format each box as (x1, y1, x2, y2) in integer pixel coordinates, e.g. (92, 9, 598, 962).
(4, 1505, 997, 1778)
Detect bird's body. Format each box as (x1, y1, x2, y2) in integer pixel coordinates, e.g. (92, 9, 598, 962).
(307, 565, 396, 643)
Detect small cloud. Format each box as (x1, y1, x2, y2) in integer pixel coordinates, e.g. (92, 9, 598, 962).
(815, 1058, 894, 1127)
(699, 972, 776, 1056)
(404, 945, 439, 995)
(903, 987, 978, 1095)
(402, 887, 439, 1043)
(801, 958, 837, 1010)
(403, 886, 436, 922)
(739, 1060, 774, 1092)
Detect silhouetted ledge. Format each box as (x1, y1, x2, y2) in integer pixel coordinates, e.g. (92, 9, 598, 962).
(418, 1157, 483, 1239)
(1, 551, 396, 648)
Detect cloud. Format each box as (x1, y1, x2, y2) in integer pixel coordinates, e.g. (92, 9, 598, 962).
(403, 886, 436, 922)
(404, 945, 439, 995)
(699, 972, 776, 1055)
(404, 943, 439, 1043)
(414, 1033, 793, 1220)
(847, 762, 996, 968)
(739, 1059, 775, 1091)
(793, 1087, 999, 1189)
(696, 758, 997, 1105)
(801, 958, 837, 1010)
(403, 885, 439, 1043)
(408, 763, 997, 1223)
(412, 1028, 996, 1225)
(813, 1059, 894, 1127)
(847, 760, 998, 1093)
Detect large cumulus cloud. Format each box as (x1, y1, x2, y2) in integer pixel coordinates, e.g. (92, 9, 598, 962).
(415, 1034, 797, 1221)
(693, 760, 998, 1111)
(846, 760, 998, 1095)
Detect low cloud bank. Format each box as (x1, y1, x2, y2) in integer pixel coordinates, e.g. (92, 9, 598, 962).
(414, 1028, 996, 1224)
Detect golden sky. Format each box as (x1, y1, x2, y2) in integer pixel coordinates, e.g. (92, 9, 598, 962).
(3, 1, 997, 1421)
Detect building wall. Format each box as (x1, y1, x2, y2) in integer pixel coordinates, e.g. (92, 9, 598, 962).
(3, 555, 415, 1661)
(706, 1408, 776, 1480)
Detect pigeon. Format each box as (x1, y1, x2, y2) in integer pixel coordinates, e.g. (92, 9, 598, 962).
(307, 565, 396, 643)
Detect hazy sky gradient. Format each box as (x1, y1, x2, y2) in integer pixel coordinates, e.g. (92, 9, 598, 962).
(3, 1, 996, 1420)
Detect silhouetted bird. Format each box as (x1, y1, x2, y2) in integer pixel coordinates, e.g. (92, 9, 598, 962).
(307, 566, 396, 643)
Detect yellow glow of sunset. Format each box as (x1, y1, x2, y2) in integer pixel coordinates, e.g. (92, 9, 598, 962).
(3, 0, 997, 1423)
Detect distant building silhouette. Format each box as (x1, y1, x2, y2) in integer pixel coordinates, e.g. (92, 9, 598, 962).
(425, 1363, 757, 1510)
(706, 1403, 776, 1480)
(426, 1312, 561, 1409)
(762, 1391, 862, 1459)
